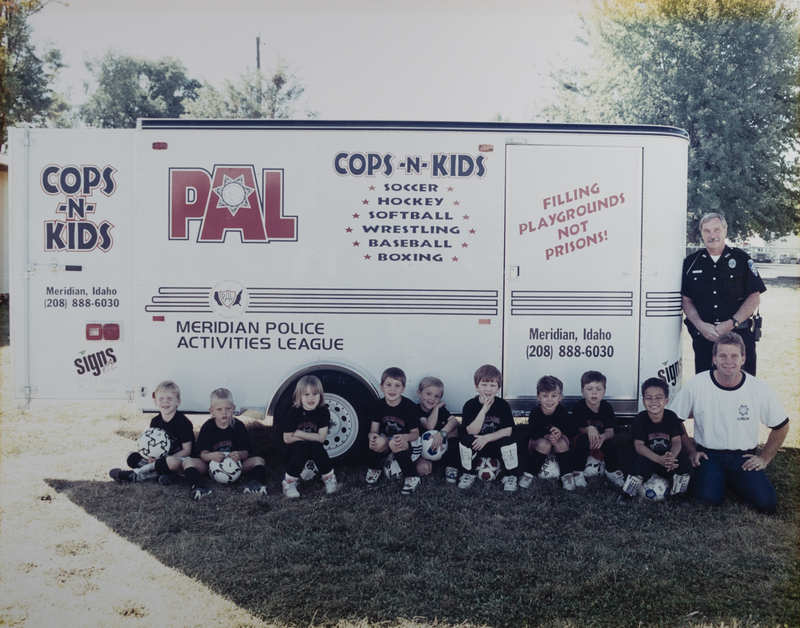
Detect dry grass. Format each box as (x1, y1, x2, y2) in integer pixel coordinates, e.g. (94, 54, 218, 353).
(0, 282, 797, 628)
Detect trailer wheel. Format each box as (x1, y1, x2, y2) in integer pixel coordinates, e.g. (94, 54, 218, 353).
(274, 370, 375, 464)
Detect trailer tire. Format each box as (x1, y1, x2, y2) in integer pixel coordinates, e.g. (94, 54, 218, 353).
(274, 370, 375, 465)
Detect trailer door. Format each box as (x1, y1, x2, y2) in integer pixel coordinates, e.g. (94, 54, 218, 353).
(503, 143, 644, 403)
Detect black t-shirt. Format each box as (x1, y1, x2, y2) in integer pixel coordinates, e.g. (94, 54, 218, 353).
(462, 396, 514, 436)
(196, 418, 252, 454)
(371, 396, 421, 437)
(527, 404, 574, 441)
(149, 411, 195, 456)
(416, 402, 452, 433)
(631, 409, 684, 455)
(281, 405, 331, 435)
(571, 399, 617, 434)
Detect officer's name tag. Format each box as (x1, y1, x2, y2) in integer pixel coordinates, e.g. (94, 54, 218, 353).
(692, 270, 703, 273)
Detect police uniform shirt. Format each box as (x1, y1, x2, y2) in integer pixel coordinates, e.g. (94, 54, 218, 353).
(571, 399, 618, 433)
(371, 396, 421, 438)
(462, 396, 514, 436)
(669, 371, 789, 451)
(681, 245, 766, 325)
(415, 402, 452, 432)
(281, 405, 331, 435)
(527, 404, 574, 441)
(631, 409, 684, 455)
(196, 417, 252, 454)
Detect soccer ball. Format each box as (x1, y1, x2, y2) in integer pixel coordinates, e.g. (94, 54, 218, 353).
(638, 475, 670, 502)
(538, 455, 561, 480)
(421, 430, 448, 461)
(584, 455, 606, 478)
(209, 456, 243, 484)
(476, 457, 501, 482)
(383, 455, 403, 480)
(138, 427, 172, 459)
(300, 460, 319, 481)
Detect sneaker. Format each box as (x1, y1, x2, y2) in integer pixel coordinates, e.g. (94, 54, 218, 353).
(243, 480, 269, 496)
(561, 473, 576, 491)
(518, 472, 534, 489)
(281, 478, 300, 498)
(365, 468, 381, 486)
(458, 474, 476, 490)
(190, 484, 212, 501)
(605, 469, 625, 488)
(573, 471, 587, 488)
(109, 468, 135, 483)
(501, 475, 518, 492)
(616, 493, 632, 507)
(445, 466, 459, 483)
(322, 471, 338, 495)
(158, 473, 173, 486)
(401, 476, 421, 495)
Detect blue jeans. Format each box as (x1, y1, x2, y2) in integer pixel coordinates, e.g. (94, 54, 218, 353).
(692, 446, 777, 512)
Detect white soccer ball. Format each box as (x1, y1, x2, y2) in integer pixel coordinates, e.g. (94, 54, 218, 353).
(300, 460, 319, 481)
(638, 474, 670, 502)
(584, 455, 606, 478)
(138, 427, 172, 459)
(476, 457, 501, 482)
(209, 456, 243, 484)
(421, 430, 448, 461)
(538, 455, 561, 480)
(383, 455, 403, 480)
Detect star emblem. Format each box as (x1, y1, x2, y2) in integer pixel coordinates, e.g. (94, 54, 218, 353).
(364, 254, 371, 260)
(469, 229, 476, 234)
(461, 242, 469, 248)
(453, 200, 460, 206)
(345, 227, 353, 233)
(352, 213, 360, 219)
(451, 256, 459, 262)
(362, 199, 370, 205)
(353, 241, 360, 247)
(213, 175, 255, 216)
(462, 215, 470, 220)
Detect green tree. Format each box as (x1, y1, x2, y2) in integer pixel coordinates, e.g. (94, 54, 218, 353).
(80, 52, 201, 128)
(1, 0, 68, 148)
(182, 60, 315, 119)
(542, 0, 800, 241)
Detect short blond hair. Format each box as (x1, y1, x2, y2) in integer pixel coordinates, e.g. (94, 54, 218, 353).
(210, 388, 234, 405)
(155, 380, 181, 400)
(473, 364, 502, 388)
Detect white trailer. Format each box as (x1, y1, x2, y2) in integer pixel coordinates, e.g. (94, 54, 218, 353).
(10, 120, 688, 461)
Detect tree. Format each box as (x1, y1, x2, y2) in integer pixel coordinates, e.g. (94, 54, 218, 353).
(182, 60, 315, 119)
(541, 0, 800, 241)
(80, 52, 201, 128)
(1, 0, 68, 148)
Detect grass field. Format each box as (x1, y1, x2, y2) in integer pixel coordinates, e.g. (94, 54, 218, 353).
(0, 280, 798, 628)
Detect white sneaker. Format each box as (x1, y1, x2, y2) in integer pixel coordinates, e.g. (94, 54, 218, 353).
(573, 471, 587, 488)
(365, 468, 381, 486)
(282, 477, 300, 498)
(605, 469, 625, 488)
(401, 476, 421, 495)
(322, 471, 338, 495)
(458, 474, 475, 489)
(501, 475, 518, 492)
(561, 473, 576, 491)
(445, 466, 459, 483)
(519, 472, 534, 489)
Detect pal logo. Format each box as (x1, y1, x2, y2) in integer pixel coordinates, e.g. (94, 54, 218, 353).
(169, 166, 297, 243)
(210, 280, 249, 319)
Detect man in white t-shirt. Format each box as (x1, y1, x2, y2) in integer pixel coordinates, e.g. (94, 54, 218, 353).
(669, 331, 789, 512)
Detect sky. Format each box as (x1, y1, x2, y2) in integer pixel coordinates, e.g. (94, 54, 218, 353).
(29, 0, 593, 122)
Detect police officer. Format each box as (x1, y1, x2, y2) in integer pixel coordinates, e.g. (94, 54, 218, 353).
(681, 213, 765, 375)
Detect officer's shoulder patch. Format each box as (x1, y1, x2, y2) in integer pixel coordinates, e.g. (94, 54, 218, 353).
(748, 259, 758, 276)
